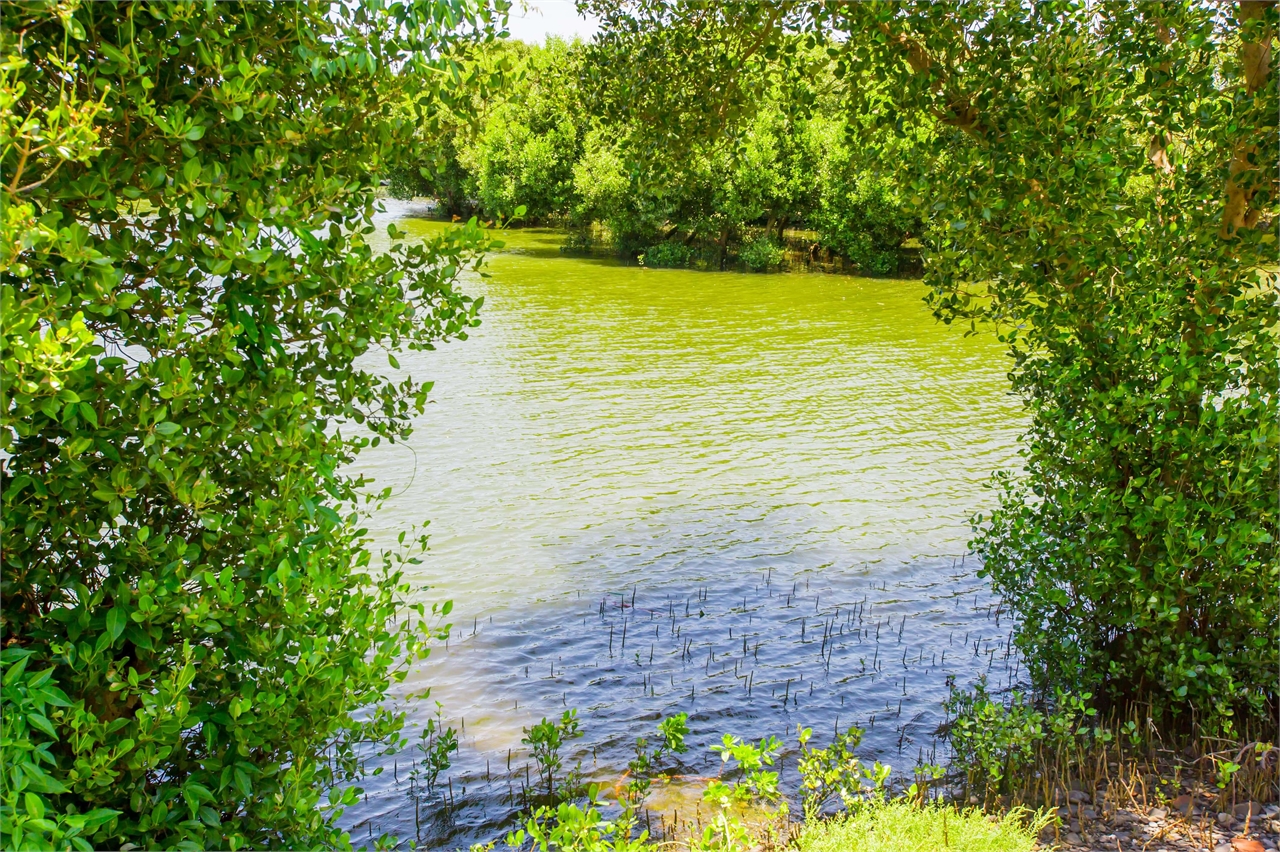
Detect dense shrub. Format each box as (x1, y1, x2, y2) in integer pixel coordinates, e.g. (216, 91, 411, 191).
(386, 134, 478, 219)
(393, 37, 918, 269)
(639, 241, 696, 268)
(560, 230, 597, 255)
(811, 172, 915, 275)
(0, 1, 503, 848)
(836, 3, 1280, 728)
(740, 235, 785, 271)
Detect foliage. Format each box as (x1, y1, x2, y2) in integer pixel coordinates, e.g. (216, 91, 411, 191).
(809, 170, 916, 275)
(506, 785, 650, 852)
(797, 802, 1050, 852)
(392, 35, 917, 267)
(690, 733, 782, 852)
(386, 130, 478, 218)
(584, 0, 1280, 731)
(739, 235, 785, 272)
(843, 1, 1280, 730)
(796, 725, 890, 817)
(639, 241, 696, 268)
(504, 713, 1011, 852)
(705, 733, 784, 808)
(944, 680, 1097, 799)
(507, 714, 687, 852)
(410, 703, 459, 794)
(389, 37, 584, 224)
(522, 710, 586, 805)
(471, 38, 586, 222)
(621, 713, 688, 817)
(0, 1, 505, 849)
(560, 230, 598, 256)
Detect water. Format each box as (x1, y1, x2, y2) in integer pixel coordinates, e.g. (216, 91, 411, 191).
(343, 202, 1026, 848)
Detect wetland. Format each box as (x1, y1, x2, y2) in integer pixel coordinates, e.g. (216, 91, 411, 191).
(344, 205, 1028, 846)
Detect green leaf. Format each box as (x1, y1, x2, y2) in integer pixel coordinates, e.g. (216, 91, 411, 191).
(22, 763, 68, 794)
(27, 713, 57, 739)
(105, 607, 126, 642)
(81, 809, 122, 831)
(25, 792, 46, 820)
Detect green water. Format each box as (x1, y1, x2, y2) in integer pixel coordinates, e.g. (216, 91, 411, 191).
(364, 214, 1022, 598)
(349, 205, 1025, 843)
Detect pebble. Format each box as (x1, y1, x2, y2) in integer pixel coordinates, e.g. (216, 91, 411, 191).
(1033, 799, 1280, 852)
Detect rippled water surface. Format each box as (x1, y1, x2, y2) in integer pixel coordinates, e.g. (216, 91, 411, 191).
(343, 203, 1027, 848)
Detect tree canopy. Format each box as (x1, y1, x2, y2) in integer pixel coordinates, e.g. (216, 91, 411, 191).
(388, 35, 924, 273)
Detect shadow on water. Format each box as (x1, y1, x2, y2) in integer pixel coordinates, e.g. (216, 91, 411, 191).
(345, 559, 1021, 849)
(340, 201, 1026, 848)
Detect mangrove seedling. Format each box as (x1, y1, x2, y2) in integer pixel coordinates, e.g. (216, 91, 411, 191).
(523, 710, 585, 805)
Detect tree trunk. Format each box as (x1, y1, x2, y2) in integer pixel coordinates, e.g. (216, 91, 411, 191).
(717, 225, 730, 270)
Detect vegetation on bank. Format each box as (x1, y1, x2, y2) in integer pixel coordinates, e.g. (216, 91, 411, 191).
(796, 803, 1046, 852)
(385, 37, 922, 274)
(1, 1, 507, 848)
(2, 0, 1276, 850)
(407, 695, 1277, 851)
(486, 713, 1048, 852)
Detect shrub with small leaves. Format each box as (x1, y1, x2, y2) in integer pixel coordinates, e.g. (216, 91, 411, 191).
(639, 241, 697, 269)
(739, 235, 785, 272)
(0, 1, 507, 849)
(945, 680, 1095, 800)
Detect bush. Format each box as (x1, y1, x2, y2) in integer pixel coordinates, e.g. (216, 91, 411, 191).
(944, 681, 1097, 801)
(0, 1, 501, 849)
(739, 235, 785, 271)
(639, 241, 696, 268)
(811, 171, 914, 275)
(831, 2, 1280, 729)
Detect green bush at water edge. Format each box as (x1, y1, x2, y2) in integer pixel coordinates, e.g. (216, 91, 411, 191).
(739, 235, 785, 272)
(639, 241, 697, 268)
(0, 1, 507, 849)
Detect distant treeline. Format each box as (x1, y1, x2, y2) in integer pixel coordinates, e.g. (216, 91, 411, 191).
(389, 38, 922, 274)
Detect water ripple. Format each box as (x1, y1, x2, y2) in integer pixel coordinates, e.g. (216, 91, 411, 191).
(343, 206, 1026, 848)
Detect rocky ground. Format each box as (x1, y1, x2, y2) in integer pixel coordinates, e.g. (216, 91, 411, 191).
(1036, 789, 1279, 852)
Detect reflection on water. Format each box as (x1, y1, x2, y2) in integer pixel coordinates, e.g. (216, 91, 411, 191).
(342, 203, 1026, 848)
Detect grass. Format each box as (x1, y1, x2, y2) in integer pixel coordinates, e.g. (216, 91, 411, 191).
(796, 801, 1051, 852)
